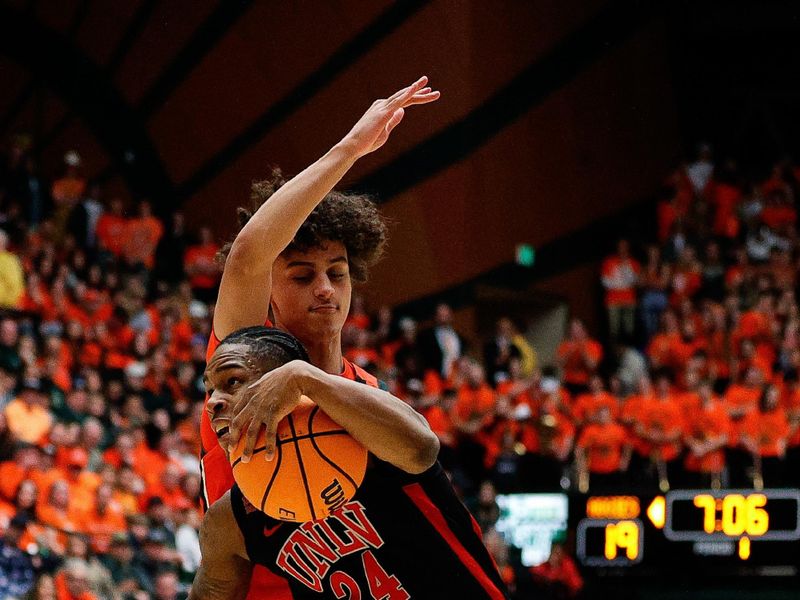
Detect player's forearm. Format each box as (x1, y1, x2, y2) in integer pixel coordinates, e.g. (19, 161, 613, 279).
(225, 142, 359, 278)
(302, 366, 440, 474)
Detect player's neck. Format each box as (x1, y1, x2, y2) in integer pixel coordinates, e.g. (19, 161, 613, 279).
(303, 334, 344, 374)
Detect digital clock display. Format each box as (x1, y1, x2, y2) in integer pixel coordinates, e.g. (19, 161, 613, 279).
(665, 489, 800, 542)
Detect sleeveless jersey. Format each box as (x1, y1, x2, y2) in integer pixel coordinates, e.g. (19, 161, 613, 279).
(230, 458, 509, 599)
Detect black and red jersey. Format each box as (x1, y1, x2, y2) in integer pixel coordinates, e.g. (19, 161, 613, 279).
(230, 458, 509, 599)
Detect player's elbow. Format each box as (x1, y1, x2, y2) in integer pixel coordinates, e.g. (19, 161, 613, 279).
(225, 233, 271, 278)
(405, 429, 440, 474)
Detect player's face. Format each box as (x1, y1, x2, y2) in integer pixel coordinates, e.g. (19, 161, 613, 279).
(204, 343, 261, 451)
(270, 241, 352, 344)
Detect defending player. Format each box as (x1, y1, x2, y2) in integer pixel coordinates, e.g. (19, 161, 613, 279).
(192, 326, 509, 599)
(199, 78, 468, 597)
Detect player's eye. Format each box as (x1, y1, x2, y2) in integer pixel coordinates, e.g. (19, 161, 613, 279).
(227, 377, 241, 388)
(329, 271, 346, 280)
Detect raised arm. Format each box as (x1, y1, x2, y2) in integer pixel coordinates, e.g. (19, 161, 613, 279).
(214, 77, 440, 340)
(230, 360, 440, 474)
(189, 492, 252, 600)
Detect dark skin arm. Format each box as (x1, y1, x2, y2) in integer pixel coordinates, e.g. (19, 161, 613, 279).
(189, 492, 253, 600)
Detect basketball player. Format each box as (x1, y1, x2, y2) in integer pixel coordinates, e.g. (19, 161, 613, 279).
(192, 326, 509, 599)
(199, 78, 459, 596)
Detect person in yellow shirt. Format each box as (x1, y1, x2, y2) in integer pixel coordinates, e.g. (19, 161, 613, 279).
(4, 378, 53, 445)
(0, 230, 24, 309)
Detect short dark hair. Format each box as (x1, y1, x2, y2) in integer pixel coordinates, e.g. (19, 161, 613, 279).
(218, 168, 388, 283)
(218, 326, 309, 372)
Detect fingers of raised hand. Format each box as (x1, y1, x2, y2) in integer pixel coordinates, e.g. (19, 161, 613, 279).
(386, 76, 429, 107)
(386, 76, 427, 103)
(403, 89, 440, 107)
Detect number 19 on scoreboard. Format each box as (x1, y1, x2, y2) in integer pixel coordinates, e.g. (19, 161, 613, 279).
(577, 519, 644, 566)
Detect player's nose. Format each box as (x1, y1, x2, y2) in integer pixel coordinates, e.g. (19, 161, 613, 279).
(313, 275, 334, 299)
(207, 391, 230, 419)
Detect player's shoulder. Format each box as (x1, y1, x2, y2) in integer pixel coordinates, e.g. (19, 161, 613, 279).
(343, 358, 383, 389)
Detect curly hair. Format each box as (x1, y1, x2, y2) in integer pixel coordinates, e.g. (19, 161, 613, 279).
(218, 168, 387, 283)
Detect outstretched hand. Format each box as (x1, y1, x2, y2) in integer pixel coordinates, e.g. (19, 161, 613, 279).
(342, 76, 440, 158)
(227, 360, 311, 463)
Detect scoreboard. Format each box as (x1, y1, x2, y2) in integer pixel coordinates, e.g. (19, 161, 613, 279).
(572, 489, 800, 574)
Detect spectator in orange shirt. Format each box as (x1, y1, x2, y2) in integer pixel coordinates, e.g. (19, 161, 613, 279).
(557, 319, 603, 396)
(121, 200, 164, 271)
(530, 542, 584, 600)
(81, 483, 126, 555)
(95, 197, 128, 261)
(724, 365, 763, 486)
(54, 558, 98, 600)
(38, 480, 82, 536)
(576, 405, 631, 491)
(4, 378, 53, 446)
(183, 226, 220, 303)
(636, 371, 684, 491)
(141, 463, 188, 512)
(601, 239, 640, 343)
(683, 379, 730, 488)
(414, 383, 457, 471)
(572, 374, 620, 426)
(453, 360, 497, 490)
(741, 384, 791, 487)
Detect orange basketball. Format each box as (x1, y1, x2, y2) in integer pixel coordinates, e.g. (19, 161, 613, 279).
(230, 398, 368, 523)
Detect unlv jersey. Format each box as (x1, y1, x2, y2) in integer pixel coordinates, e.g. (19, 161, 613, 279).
(230, 458, 509, 599)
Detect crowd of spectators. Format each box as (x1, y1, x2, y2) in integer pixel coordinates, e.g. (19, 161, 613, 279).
(2, 132, 799, 599)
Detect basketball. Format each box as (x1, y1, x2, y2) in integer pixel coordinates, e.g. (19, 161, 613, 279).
(230, 397, 368, 523)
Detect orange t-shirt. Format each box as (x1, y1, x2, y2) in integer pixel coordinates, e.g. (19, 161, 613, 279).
(51, 177, 86, 205)
(80, 501, 127, 553)
(601, 256, 640, 306)
(724, 384, 760, 446)
(557, 340, 603, 386)
(454, 384, 496, 425)
(741, 409, 790, 458)
(639, 397, 684, 461)
(4, 399, 53, 445)
(572, 391, 620, 424)
(620, 394, 652, 458)
(646, 332, 683, 371)
(95, 214, 128, 256)
(786, 388, 800, 448)
(577, 423, 628, 474)
(184, 243, 221, 289)
(122, 216, 164, 268)
(684, 400, 730, 473)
